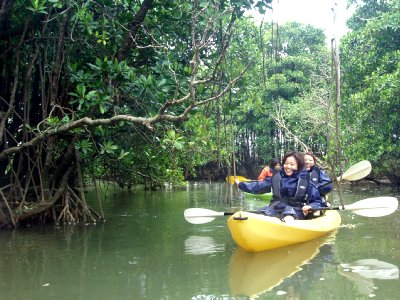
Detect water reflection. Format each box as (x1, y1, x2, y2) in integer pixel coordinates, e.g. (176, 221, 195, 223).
(339, 259, 399, 295)
(229, 235, 334, 298)
(184, 235, 225, 255)
(0, 183, 399, 299)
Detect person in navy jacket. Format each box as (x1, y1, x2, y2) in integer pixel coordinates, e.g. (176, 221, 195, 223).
(234, 151, 326, 223)
(304, 151, 333, 197)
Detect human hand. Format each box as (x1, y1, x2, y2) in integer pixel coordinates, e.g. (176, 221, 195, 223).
(302, 205, 312, 214)
(234, 179, 240, 186)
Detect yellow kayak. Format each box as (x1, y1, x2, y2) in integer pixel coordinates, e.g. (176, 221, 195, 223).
(227, 210, 341, 252)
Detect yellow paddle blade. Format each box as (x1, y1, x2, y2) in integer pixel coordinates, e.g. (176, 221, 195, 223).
(226, 175, 252, 185)
(338, 160, 372, 181)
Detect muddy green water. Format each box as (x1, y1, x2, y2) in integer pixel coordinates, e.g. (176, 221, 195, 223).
(0, 183, 399, 300)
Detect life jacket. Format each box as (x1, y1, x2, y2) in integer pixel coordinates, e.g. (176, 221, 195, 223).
(309, 166, 321, 185)
(309, 166, 329, 196)
(272, 167, 280, 175)
(271, 171, 309, 207)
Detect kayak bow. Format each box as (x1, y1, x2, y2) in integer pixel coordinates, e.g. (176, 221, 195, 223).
(227, 210, 341, 252)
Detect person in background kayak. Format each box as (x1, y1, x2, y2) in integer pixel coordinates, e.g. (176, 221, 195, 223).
(234, 151, 326, 223)
(257, 158, 281, 180)
(304, 151, 333, 198)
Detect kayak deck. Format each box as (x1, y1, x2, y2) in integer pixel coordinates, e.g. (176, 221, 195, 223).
(227, 210, 341, 252)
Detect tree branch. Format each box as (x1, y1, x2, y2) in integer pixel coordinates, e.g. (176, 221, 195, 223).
(117, 0, 153, 61)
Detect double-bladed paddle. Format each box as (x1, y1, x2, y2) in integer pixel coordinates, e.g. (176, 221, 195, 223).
(184, 197, 398, 224)
(227, 160, 372, 185)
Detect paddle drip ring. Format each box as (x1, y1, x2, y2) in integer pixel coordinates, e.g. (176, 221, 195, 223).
(233, 214, 248, 221)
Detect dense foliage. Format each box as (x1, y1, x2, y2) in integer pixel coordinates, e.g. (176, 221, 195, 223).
(0, 0, 398, 228)
(340, 0, 400, 184)
(0, 0, 272, 227)
(228, 20, 333, 176)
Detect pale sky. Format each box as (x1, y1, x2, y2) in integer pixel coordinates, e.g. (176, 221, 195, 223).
(250, 0, 356, 42)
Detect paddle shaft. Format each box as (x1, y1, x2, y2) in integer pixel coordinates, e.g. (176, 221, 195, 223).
(311, 207, 346, 212)
(313, 205, 393, 212)
(185, 196, 398, 224)
(220, 210, 259, 216)
(214, 202, 395, 217)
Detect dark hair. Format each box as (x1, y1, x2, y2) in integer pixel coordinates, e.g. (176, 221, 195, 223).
(304, 151, 317, 163)
(282, 151, 304, 171)
(269, 158, 280, 169)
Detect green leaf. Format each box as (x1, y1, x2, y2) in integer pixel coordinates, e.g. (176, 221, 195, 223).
(157, 78, 166, 87)
(167, 129, 176, 140)
(174, 141, 184, 150)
